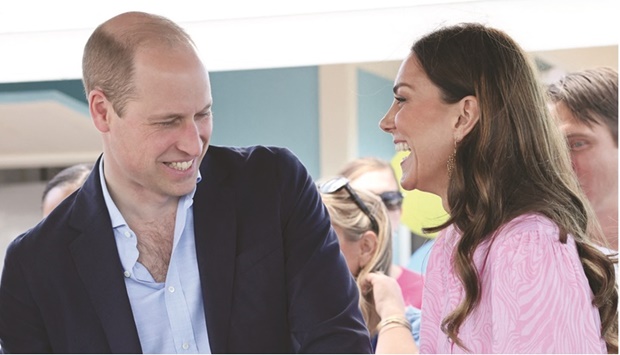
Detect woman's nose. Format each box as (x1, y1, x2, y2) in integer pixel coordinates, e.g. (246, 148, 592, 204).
(379, 101, 397, 133)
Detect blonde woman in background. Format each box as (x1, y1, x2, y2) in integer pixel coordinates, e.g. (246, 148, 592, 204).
(338, 157, 425, 308)
(319, 176, 419, 353)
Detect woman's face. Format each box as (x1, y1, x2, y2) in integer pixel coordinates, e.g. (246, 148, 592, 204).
(349, 169, 402, 235)
(333, 225, 363, 277)
(379, 53, 461, 197)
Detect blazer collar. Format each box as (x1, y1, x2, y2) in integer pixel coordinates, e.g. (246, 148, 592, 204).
(193, 148, 238, 353)
(68, 154, 142, 353)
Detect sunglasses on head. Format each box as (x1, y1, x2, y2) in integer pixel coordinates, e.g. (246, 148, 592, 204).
(379, 191, 404, 211)
(318, 176, 379, 234)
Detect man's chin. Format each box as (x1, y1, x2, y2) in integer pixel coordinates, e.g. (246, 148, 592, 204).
(166, 182, 197, 197)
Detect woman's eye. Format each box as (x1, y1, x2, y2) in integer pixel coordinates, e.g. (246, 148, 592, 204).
(394, 96, 405, 103)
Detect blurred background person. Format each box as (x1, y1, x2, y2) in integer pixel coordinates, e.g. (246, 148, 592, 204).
(41, 163, 93, 217)
(547, 67, 618, 252)
(338, 157, 424, 308)
(318, 176, 419, 353)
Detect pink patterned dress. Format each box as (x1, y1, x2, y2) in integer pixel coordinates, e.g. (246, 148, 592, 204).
(419, 213, 606, 353)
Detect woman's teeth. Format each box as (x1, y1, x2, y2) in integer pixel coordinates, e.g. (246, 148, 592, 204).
(167, 160, 193, 171)
(395, 142, 411, 152)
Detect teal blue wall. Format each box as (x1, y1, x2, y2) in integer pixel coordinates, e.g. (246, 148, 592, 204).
(0, 68, 398, 180)
(0, 80, 86, 103)
(357, 69, 395, 161)
(0, 66, 321, 179)
(210, 66, 320, 178)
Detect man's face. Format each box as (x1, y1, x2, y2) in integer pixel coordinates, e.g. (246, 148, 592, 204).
(103, 45, 213, 201)
(552, 102, 618, 209)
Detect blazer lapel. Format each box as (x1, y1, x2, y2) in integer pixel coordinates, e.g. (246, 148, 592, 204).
(68, 157, 142, 353)
(193, 152, 237, 354)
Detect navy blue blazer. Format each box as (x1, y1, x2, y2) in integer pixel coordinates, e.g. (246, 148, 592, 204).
(0, 146, 371, 353)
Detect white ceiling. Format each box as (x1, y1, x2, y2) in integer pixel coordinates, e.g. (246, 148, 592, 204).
(1, 0, 618, 83)
(0, 0, 618, 170)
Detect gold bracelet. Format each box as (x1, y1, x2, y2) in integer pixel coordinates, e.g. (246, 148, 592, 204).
(378, 323, 409, 335)
(376, 315, 412, 333)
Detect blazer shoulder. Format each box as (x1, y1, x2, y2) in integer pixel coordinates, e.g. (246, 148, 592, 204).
(204, 145, 305, 175)
(5, 162, 103, 261)
(4, 210, 72, 266)
(207, 145, 299, 163)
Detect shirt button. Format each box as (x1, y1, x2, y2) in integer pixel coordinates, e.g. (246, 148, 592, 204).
(123, 271, 131, 278)
(182, 343, 189, 350)
(124, 231, 131, 238)
(168, 286, 175, 293)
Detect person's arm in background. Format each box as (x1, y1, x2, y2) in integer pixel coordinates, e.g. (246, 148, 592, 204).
(275, 148, 372, 353)
(364, 272, 419, 354)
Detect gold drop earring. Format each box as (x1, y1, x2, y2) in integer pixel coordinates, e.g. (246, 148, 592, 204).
(447, 139, 457, 176)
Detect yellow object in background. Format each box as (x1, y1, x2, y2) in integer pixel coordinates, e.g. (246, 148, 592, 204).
(391, 152, 449, 238)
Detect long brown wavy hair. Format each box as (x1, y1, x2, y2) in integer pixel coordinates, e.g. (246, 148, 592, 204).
(417, 23, 618, 352)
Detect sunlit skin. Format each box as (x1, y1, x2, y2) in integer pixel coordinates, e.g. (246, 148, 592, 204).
(551, 102, 618, 249)
(380, 53, 476, 212)
(89, 44, 212, 217)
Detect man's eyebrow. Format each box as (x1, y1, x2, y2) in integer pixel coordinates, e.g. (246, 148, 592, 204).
(146, 113, 179, 121)
(199, 103, 212, 112)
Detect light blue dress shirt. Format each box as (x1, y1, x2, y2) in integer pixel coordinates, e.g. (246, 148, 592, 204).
(99, 159, 211, 353)
(405, 305, 421, 346)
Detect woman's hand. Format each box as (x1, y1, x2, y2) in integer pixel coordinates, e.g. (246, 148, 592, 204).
(363, 272, 420, 354)
(362, 272, 406, 319)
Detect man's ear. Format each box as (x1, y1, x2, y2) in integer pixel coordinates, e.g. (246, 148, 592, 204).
(358, 231, 378, 269)
(89, 89, 113, 133)
(454, 95, 480, 140)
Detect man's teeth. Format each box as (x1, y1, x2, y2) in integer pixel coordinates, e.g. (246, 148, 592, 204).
(167, 161, 193, 171)
(395, 142, 411, 152)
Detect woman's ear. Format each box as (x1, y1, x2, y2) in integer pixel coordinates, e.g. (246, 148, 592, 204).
(89, 89, 113, 133)
(358, 231, 378, 269)
(454, 95, 480, 140)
